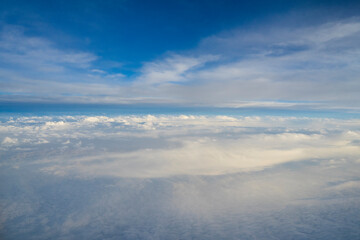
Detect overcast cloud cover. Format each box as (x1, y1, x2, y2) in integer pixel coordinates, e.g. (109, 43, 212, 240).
(1, 1, 360, 239)
(1, 115, 360, 239)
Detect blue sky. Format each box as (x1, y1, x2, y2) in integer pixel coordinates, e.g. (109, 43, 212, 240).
(1, 2, 360, 239)
(2, 0, 345, 64)
(1, 0, 360, 107)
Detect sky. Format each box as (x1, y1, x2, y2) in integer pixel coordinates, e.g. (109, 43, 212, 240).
(1, 1, 360, 240)
(1, 0, 360, 108)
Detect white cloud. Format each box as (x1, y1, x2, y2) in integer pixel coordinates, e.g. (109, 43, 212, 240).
(1, 16, 360, 107)
(1, 115, 359, 178)
(128, 18, 360, 106)
(305, 20, 360, 43)
(39, 130, 360, 178)
(1, 136, 18, 146)
(327, 180, 360, 191)
(136, 54, 218, 85)
(0, 25, 97, 70)
(1, 114, 360, 239)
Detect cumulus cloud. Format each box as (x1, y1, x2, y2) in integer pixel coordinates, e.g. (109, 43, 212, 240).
(1, 136, 18, 146)
(1, 115, 359, 178)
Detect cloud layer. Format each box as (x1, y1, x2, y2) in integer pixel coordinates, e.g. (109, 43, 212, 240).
(1, 114, 360, 239)
(1, 114, 360, 178)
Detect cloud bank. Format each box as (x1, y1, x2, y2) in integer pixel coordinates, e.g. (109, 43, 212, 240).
(1, 115, 360, 178)
(1, 114, 360, 239)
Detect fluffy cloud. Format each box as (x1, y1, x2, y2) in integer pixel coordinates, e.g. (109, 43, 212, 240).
(1, 115, 359, 178)
(1, 136, 18, 145)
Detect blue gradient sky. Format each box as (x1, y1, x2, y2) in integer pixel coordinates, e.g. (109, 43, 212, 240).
(1, 0, 360, 109)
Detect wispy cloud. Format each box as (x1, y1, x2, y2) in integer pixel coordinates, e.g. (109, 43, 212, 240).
(0, 24, 126, 100)
(137, 54, 218, 85)
(1, 15, 360, 108)
(160, 18, 360, 106)
(0, 25, 96, 72)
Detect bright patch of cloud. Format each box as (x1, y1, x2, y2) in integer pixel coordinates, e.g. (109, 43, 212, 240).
(1, 136, 18, 145)
(137, 54, 218, 85)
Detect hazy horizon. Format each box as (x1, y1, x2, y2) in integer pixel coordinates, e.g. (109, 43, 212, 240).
(1, 0, 360, 239)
